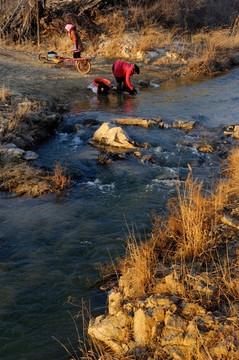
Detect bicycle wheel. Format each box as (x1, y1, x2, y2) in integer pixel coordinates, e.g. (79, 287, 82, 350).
(75, 60, 91, 74)
(38, 52, 48, 63)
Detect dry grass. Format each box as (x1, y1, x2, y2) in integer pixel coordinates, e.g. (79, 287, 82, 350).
(0, 93, 61, 150)
(191, 28, 239, 52)
(0, 162, 72, 197)
(95, 8, 126, 37)
(224, 146, 239, 195)
(187, 28, 239, 75)
(119, 228, 158, 299)
(114, 147, 239, 308)
(46, 36, 72, 54)
(0, 163, 53, 197)
(125, 2, 162, 30)
(150, 173, 225, 262)
(6, 98, 38, 129)
(172, 173, 222, 259)
(3, 1, 239, 77)
(51, 162, 71, 191)
(15, 100, 32, 120)
(0, 85, 13, 103)
(137, 26, 174, 52)
(90, 18, 239, 73)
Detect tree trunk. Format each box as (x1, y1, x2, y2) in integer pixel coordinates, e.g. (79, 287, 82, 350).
(36, 0, 40, 46)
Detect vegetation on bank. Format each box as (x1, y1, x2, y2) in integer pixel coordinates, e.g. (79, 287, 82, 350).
(61, 147, 239, 360)
(0, 86, 71, 196)
(1, 0, 239, 77)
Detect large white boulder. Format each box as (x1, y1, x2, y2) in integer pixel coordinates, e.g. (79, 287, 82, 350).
(92, 122, 136, 149)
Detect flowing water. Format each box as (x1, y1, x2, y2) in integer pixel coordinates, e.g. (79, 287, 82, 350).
(1, 68, 239, 360)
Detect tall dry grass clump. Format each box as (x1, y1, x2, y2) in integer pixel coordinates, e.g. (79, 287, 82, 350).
(125, 0, 239, 31)
(214, 146, 239, 212)
(0, 85, 13, 103)
(224, 146, 239, 195)
(51, 162, 71, 191)
(150, 172, 226, 263)
(188, 28, 239, 75)
(137, 26, 174, 52)
(119, 228, 158, 299)
(171, 173, 225, 260)
(119, 147, 239, 302)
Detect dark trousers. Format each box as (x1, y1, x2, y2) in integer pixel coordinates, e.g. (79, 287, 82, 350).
(112, 63, 130, 93)
(73, 51, 81, 59)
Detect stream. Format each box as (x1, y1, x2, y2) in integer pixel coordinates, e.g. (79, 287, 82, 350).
(1, 68, 239, 360)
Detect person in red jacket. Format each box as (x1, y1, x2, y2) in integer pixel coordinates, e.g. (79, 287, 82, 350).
(112, 61, 140, 94)
(65, 24, 84, 58)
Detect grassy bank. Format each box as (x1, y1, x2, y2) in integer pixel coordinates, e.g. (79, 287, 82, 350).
(113, 146, 239, 310)
(0, 86, 71, 196)
(66, 147, 239, 360)
(2, 1, 239, 78)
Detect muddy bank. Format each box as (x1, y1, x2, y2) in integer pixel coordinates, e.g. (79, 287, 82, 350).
(0, 46, 184, 103)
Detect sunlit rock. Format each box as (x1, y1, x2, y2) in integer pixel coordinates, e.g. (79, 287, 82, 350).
(183, 321, 200, 347)
(92, 122, 136, 149)
(224, 124, 239, 138)
(88, 311, 133, 354)
(222, 214, 239, 229)
(108, 290, 123, 315)
(172, 120, 196, 130)
(114, 117, 157, 128)
(197, 144, 215, 152)
(144, 51, 160, 62)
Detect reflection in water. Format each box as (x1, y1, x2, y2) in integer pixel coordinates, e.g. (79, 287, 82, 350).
(72, 91, 137, 116)
(1, 68, 239, 360)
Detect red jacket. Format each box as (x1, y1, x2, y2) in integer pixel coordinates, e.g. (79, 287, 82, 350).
(113, 61, 134, 90)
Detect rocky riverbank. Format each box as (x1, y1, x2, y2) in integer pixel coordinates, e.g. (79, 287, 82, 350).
(0, 81, 70, 196)
(86, 148, 239, 360)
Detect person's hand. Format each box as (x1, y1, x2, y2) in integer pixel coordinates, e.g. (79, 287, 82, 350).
(131, 88, 137, 95)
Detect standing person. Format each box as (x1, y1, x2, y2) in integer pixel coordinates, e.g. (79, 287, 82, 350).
(65, 24, 84, 59)
(112, 60, 140, 94)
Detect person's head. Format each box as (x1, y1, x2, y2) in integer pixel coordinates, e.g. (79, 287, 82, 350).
(133, 64, 140, 75)
(97, 81, 110, 95)
(65, 24, 75, 32)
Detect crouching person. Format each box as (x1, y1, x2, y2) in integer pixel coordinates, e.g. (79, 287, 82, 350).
(112, 60, 140, 94)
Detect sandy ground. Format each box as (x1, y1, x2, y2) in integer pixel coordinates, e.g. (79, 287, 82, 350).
(0, 46, 180, 104)
(0, 47, 112, 103)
